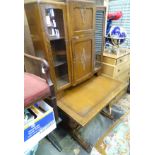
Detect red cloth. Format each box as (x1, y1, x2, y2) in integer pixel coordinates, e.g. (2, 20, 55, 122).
(24, 72, 50, 107)
(108, 11, 122, 20)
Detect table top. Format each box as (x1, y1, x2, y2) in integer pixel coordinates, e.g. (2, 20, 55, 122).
(58, 75, 125, 126)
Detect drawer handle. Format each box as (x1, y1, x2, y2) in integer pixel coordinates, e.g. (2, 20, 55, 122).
(118, 69, 120, 72)
(119, 59, 123, 62)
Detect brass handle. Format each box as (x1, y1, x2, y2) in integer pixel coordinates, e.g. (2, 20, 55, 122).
(119, 59, 122, 63)
(118, 69, 120, 72)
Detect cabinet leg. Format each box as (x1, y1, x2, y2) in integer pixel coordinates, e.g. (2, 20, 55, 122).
(100, 107, 114, 120)
(63, 119, 93, 153)
(46, 133, 62, 152)
(95, 70, 102, 76)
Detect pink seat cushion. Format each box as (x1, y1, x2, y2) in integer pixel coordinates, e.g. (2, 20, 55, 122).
(24, 73, 50, 107)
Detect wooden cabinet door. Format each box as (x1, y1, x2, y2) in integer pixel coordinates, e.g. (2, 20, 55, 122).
(67, 1, 96, 85)
(67, 1, 96, 36)
(72, 35, 94, 85)
(38, 3, 72, 91)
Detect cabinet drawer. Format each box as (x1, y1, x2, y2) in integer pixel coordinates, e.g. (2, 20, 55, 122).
(116, 54, 130, 65)
(101, 63, 115, 77)
(102, 56, 116, 65)
(114, 61, 130, 77)
(116, 69, 130, 83)
(102, 61, 130, 78)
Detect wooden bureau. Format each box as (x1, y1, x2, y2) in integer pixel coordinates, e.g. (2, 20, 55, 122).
(101, 48, 130, 107)
(25, 1, 127, 152)
(102, 48, 130, 84)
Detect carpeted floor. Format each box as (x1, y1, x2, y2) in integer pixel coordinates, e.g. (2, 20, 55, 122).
(93, 94, 130, 155)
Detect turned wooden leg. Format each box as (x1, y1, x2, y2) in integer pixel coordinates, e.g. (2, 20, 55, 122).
(71, 129, 93, 153)
(100, 105, 114, 120)
(71, 127, 93, 153)
(64, 119, 93, 153)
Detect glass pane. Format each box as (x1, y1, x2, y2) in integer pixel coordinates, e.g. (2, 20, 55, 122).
(44, 7, 69, 88)
(45, 8, 65, 39)
(50, 39, 69, 88)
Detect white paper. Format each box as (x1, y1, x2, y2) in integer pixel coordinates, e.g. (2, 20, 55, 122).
(46, 16, 52, 26)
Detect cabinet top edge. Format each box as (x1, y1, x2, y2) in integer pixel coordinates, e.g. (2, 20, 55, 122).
(24, 0, 66, 5)
(66, 0, 95, 3)
(96, 5, 106, 9)
(103, 48, 130, 59)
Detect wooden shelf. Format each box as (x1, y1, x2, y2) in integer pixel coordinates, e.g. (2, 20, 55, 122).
(55, 50, 66, 56)
(54, 60, 66, 67)
(49, 36, 65, 41)
(57, 74, 69, 88)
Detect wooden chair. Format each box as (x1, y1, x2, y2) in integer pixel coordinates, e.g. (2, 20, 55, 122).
(24, 53, 62, 151)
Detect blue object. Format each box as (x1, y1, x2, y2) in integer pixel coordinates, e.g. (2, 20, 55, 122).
(106, 25, 127, 46)
(106, 19, 112, 46)
(106, 19, 112, 36)
(24, 112, 55, 142)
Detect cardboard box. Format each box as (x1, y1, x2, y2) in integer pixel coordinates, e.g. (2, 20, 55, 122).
(24, 100, 56, 152)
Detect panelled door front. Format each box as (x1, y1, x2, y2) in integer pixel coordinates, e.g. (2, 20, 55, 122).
(67, 1, 96, 85)
(72, 35, 94, 85)
(68, 1, 96, 36)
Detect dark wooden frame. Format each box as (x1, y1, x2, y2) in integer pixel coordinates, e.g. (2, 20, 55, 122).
(24, 53, 58, 120)
(24, 53, 63, 151)
(24, 1, 72, 92)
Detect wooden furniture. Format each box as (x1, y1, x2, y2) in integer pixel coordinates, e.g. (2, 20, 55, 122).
(25, 0, 125, 152)
(24, 53, 62, 152)
(24, 53, 59, 120)
(58, 75, 125, 152)
(58, 76, 124, 127)
(24, 11, 41, 77)
(24, 0, 105, 92)
(102, 48, 130, 84)
(25, 0, 72, 92)
(67, 0, 96, 85)
(101, 48, 130, 117)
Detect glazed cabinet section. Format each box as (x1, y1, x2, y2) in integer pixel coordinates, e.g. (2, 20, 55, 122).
(67, 1, 96, 85)
(40, 4, 71, 90)
(25, 0, 103, 91)
(25, 2, 72, 91)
